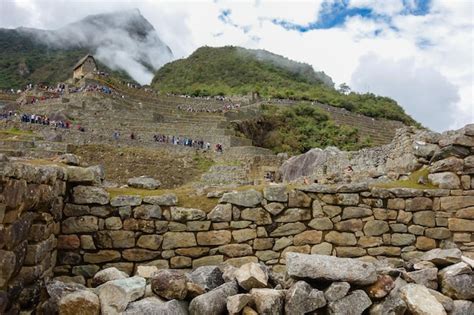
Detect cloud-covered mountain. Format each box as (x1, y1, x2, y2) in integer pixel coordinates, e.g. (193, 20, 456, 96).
(0, 9, 173, 87)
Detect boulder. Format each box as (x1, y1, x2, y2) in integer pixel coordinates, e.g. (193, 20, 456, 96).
(187, 266, 224, 291)
(96, 276, 146, 314)
(220, 190, 263, 207)
(451, 300, 474, 315)
(420, 248, 462, 266)
(369, 277, 407, 315)
(189, 281, 239, 315)
(328, 290, 371, 315)
(72, 186, 109, 205)
(234, 262, 268, 291)
(110, 195, 142, 207)
(286, 253, 377, 285)
(54, 153, 80, 165)
(285, 281, 326, 315)
(171, 207, 206, 221)
(91, 267, 128, 287)
(439, 262, 474, 300)
(400, 284, 446, 315)
(127, 176, 161, 190)
(263, 185, 288, 202)
(428, 172, 460, 189)
(143, 194, 178, 206)
(58, 290, 100, 315)
(207, 204, 232, 222)
(227, 294, 252, 314)
(324, 282, 350, 302)
(45, 280, 87, 310)
(151, 270, 188, 300)
(250, 288, 285, 315)
(402, 268, 438, 289)
(124, 298, 188, 315)
(366, 275, 395, 299)
(427, 289, 454, 313)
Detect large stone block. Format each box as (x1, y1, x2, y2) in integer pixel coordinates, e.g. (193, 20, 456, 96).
(171, 207, 206, 221)
(110, 195, 142, 207)
(220, 190, 263, 207)
(363, 220, 389, 236)
(440, 196, 474, 211)
(72, 186, 109, 205)
(325, 231, 356, 245)
(233, 229, 257, 242)
(84, 250, 121, 264)
(94, 231, 136, 248)
(143, 194, 178, 206)
(263, 185, 288, 202)
(62, 216, 98, 234)
(275, 208, 311, 223)
(162, 232, 196, 249)
(241, 208, 272, 225)
(197, 230, 231, 246)
(270, 223, 306, 237)
(448, 218, 474, 232)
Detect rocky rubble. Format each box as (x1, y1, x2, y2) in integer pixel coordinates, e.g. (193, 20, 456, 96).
(40, 250, 473, 315)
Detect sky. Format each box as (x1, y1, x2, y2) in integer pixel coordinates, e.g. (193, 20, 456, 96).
(0, 0, 473, 132)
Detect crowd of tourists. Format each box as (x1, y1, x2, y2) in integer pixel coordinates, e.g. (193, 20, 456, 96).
(177, 102, 241, 113)
(153, 134, 213, 150)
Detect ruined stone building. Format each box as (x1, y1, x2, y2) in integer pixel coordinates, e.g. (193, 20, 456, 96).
(72, 54, 97, 80)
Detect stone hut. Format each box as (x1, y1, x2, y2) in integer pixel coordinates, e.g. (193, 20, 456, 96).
(72, 54, 97, 80)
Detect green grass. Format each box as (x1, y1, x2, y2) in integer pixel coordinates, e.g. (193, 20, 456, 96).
(193, 154, 214, 172)
(374, 167, 437, 189)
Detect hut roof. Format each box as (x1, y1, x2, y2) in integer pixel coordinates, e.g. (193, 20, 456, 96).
(73, 54, 96, 71)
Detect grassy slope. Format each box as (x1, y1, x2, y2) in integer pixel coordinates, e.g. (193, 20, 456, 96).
(0, 29, 133, 89)
(152, 46, 418, 125)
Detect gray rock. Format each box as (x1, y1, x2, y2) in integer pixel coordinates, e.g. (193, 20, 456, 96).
(189, 281, 238, 315)
(127, 176, 161, 190)
(369, 277, 407, 315)
(328, 290, 372, 315)
(324, 282, 350, 302)
(227, 294, 252, 314)
(451, 300, 474, 315)
(402, 268, 438, 289)
(54, 153, 80, 165)
(263, 185, 288, 202)
(110, 195, 143, 207)
(124, 298, 188, 315)
(151, 270, 188, 300)
(73, 186, 109, 205)
(96, 276, 146, 314)
(427, 289, 454, 313)
(286, 253, 377, 285)
(220, 190, 263, 207)
(133, 205, 161, 219)
(171, 207, 206, 221)
(428, 172, 460, 189)
(400, 284, 446, 315)
(92, 267, 129, 287)
(420, 248, 462, 266)
(45, 280, 87, 308)
(285, 281, 326, 315)
(439, 262, 474, 300)
(143, 194, 178, 206)
(207, 204, 232, 222)
(251, 288, 285, 315)
(187, 266, 224, 291)
(234, 262, 268, 291)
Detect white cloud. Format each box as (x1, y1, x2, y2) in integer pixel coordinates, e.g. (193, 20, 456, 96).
(0, 0, 472, 131)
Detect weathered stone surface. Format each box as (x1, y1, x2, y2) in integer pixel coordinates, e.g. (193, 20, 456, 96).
(62, 216, 98, 234)
(94, 230, 135, 249)
(187, 221, 211, 231)
(97, 276, 146, 314)
(127, 176, 160, 190)
(133, 204, 161, 219)
(227, 293, 252, 314)
(241, 207, 272, 225)
(448, 218, 474, 232)
(233, 229, 257, 242)
(285, 281, 326, 314)
(197, 230, 232, 246)
(58, 289, 100, 315)
(270, 222, 306, 237)
(430, 157, 464, 173)
(324, 281, 350, 302)
(254, 238, 274, 250)
(342, 207, 372, 219)
(275, 208, 311, 223)
(425, 227, 451, 239)
(135, 265, 159, 279)
(369, 278, 407, 315)
(175, 247, 209, 258)
(416, 236, 437, 250)
(308, 217, 333, 230)
(137, 235, 163, 250)
(403, 268, 438, 289)
(235, 262, 268, 291)
(187, 265, 224, 291)
(151, 269, 188, 300)
(325, 231, 357, 245)
(364, 220, 389, 236)
(293, 230, 322, 245)
(264, 202, 286, 216)
(124, 298, 188, 315)
(170, 207, 205, 222)
(162, 232, 196, 249)
(323, 205, 342, 218)
(143, 194, 178, 206)
(287, 253, 377, 285)
(358, 236, 383, 248)
(288, 190, 312, 208)
(92, 267, 128, 287)
(66, 166, 96, 183)
(207, 204, 232, 222)
(57, 235, 80, 249)
(122, 249, 160, 262)
(311, 242, 333, 255)
(391, 233, 416, 246)
(220, 190, 263, 207)
(439, 262, 474, 300)
(427, 289, 454, 313)
(189, 282, 239, 315)
(440, 196, 474, 211)
(335, 246, 367, 258)
(251, 288, 285, 315)
(73, 186, 109, 205)
(84, 250, 121, 264)
(263, 185, 288, 202)
(400, 284, 446, 315)
(451, 300, 474, 315)
(328, 290, 372, 315)
(335, 219, 363, 232)
(218, 244, 253, 257)
(406, 197, 433, 211)
(110, 195, 142, 207)
(273, 237, 292, 251)
(104, 217, 122, 230)
(123, 218, 155, 233)
(421, 248, 462, 266)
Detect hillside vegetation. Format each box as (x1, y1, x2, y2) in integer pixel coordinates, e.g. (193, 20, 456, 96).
(234, 103, 372, 154)
(152, 46, 417, 125)
(0, 29, 133, 89)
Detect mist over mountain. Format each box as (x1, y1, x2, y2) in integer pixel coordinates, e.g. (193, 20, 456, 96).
(0, 9, 173, 86)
